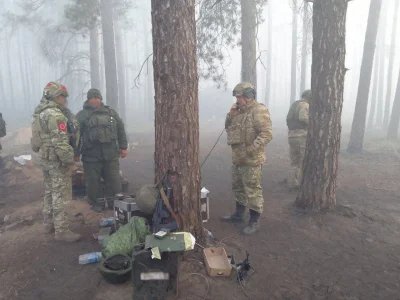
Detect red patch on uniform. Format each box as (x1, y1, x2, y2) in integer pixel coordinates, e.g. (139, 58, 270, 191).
(46, 82, 53, 87)
(58, 122, 67, 131)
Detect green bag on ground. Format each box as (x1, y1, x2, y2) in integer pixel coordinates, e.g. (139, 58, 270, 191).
(102, 216, 150, 258)
(135, 184, 159, 215)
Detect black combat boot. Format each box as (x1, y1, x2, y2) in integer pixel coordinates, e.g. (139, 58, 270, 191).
(221, 203, 246, 223)
(242, 209, 260, 235)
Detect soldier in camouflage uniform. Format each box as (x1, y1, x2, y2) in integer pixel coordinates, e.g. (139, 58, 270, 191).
(286, 89, 311, 190)
(0, 112, 6, 151)
(31, 82, 81, 242)
(222, 83, 273, 235)
(76, 89, 127, 212)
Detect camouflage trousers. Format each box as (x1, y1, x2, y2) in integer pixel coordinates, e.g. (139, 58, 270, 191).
(232, 165, 264, 213)
(288, 136, 306, 188)
(42, 161, 71, 233)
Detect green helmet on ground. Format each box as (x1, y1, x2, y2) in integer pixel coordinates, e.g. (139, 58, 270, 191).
(232, 82, 256, 99)
(301, 89, 312, 101)
(43, 82, 69, 100)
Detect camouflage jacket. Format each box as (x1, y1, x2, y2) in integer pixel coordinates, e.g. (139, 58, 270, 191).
(225, 100, 273, 166)
(286, 100, 309, 138)
(32, 99, 74, 166)
(76, 102, 127, 162)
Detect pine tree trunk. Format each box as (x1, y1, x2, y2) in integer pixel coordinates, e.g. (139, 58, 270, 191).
(100, 0, 119, 111)
(387, 69, 400, 138)
(383, 0, 399, 130)
(90, 25, 101, 89)
(265, 1, 272, 108)
(152, 0, 203, 239)
(347, 0, 382, 153)
(240, 0, 257, 88)
(290, 0, 298, 104)
(294, 0, 347, 211)
(115, 23, 126, 123)
(368, 51, 379, 128)
(300, 1, 309, 93)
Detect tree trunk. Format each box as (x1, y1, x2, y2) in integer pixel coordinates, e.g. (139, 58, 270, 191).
(347, 0, 382, 153)
(143, 19, 154, 121)
(383, 0, 399, 130)
(376, 23, 386, 128)
(368, 51, 379, 128)
(265, 1, 272, 108)
(100, 0, 119, 111)
(387, 69, 400, 138)
(115, 23, 127, 123)
(152, 0, 203, 239)
(90, 25, 101, 89)
(300, 1, 309, 93)
(294, 0, 347, 211)
(290, 0, 298, 105)
(240, 0, 257, 88)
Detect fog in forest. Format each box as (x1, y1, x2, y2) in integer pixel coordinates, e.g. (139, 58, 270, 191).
(0, 0, 399, 137)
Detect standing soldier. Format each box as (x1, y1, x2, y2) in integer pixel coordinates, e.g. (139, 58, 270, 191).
(31, 82, 81, 242)
(76, 89, 127, 212)
(286, 89, 311, 190)
(0, 112, 6, 151)
(222, 83, 273, 235)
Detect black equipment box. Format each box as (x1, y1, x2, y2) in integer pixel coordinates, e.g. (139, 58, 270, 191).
(113, 197, 140, 229)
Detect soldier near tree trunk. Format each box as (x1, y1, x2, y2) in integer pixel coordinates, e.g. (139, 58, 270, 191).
(76, 88, 127, 212)
(286, 89, 311, 190)
(222, 82, 273, 235)
(31, 82, 81, 242)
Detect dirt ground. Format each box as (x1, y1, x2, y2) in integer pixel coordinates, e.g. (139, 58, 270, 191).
(1, 126, 400, 300)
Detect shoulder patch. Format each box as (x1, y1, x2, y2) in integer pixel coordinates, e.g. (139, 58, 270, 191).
(58, 121, 67, 132)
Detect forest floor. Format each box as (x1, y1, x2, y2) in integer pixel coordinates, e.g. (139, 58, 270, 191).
(0, 126, 400, 300)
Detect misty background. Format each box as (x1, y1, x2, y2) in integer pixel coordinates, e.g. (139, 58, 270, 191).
(0, 0, 399, 136)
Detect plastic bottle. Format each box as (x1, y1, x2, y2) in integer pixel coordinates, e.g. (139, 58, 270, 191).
(99, 217, 114, 227)
(204, 229, 213, 239)
(79, 252, 103, 265)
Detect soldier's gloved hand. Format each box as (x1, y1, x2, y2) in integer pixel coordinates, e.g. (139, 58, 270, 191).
(120, 150, 127, 158)
(74, 155, 80, 162)
(246, 145, 257, 156)
(229, 104, 239, 116)
(67, 164, 78, 176)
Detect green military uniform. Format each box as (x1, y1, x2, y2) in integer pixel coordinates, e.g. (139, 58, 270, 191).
(76, 89, 127, 209)
(31, 82, 80, 242)
(0, 112, 6, 151)
(286, 90, 311, 189)
(223, 83, 273, 235)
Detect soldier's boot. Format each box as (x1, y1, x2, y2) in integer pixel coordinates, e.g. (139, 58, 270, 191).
(55, 229, 81, 242)
(242, 210, 260, 236)
(221, 203, 246, 223)
(43, 223, 54, 234)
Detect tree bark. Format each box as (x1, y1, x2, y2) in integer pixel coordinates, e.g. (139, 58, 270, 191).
(90, 24, 101, 89)
(368, 50, 379, 129)
(115, 23, 127, 123)
(387, 69, 400, 138)
(240, 0, 257, 88)
(300, 1, 310, 93)
(290, 0, 298, 104)
(152, 0, 203, 239)
(347, 0, 382, 153)
(100, 0, 119, 111)
(383, 0, 399, 130)
(294, 0, 347, 211)
(265, 1, 272, 108)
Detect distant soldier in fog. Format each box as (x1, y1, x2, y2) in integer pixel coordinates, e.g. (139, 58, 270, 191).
(222, 83, 273, 235)
(76, 89, 127, 212)
(31, 82, 81, 242)
(286, 89, 311, 190)
(0, 112, 6, 152)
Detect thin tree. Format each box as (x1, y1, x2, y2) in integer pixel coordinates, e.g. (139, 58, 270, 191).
(100, 0, 119, 110)
(383, 0, 399, 130)
(240, 0, 257, 87)
(387, 69, 400, 138)
(294, 0, 347, 211)
(368, 50, 379, 128)
(300, 1, 311, 93)
(290, 0, 298, 104)
(265, 0, 272, 108)
(347, 0, 382, 154)
(115, 23, 126, 123)
(152, 0, 203, 239)
(90, 24, 101, 89)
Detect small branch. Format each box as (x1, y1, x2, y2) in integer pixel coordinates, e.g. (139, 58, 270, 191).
(57, 69, 91, 81)
(131, 53, 153, 89)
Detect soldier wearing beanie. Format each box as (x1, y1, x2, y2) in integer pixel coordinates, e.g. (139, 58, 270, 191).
(76, 88, 127, 212)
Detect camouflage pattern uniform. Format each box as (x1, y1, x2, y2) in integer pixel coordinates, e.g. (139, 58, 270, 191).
(286, 90, 311, 189)
(76, 89, 127, 210)
(223, 83, 273, 235)
(31, 82, 80, 241)
(0, 112, 6, 151)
